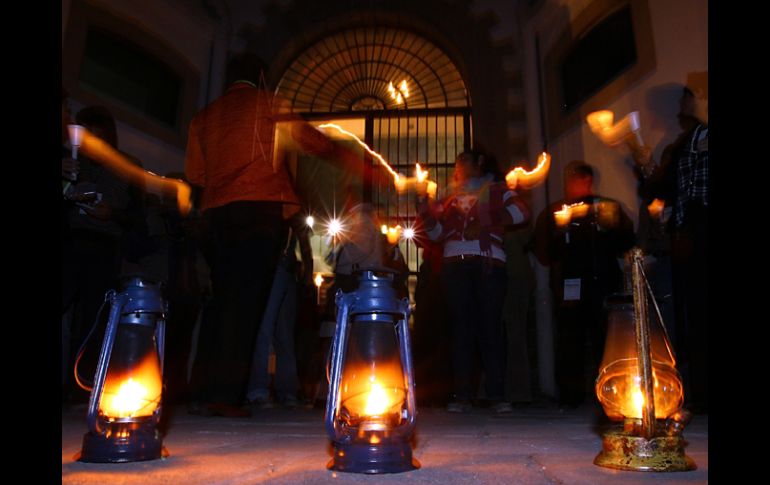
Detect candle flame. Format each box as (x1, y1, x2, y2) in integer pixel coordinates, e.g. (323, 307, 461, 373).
(314, 272, 324, 288)
(505, 152, 551, 190)
(648, 198, 665, 219)
(387, 80, 409, 105)
(586, 110, 643, 147)
(386, 225, 402, 245)
(415, 163, 428, 183)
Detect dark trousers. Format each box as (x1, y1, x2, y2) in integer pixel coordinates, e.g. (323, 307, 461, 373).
(672, 204, 708, 410)
(247, 262, 300, 402)
(188, 201, 283, 405)
(413, 264, 452, 407)
(442, 259, 507, 402)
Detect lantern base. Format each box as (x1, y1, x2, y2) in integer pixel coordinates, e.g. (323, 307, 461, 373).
(594, 426, 695, 472)
(80, 425, 163, 463)
(328, 441, 420, 474)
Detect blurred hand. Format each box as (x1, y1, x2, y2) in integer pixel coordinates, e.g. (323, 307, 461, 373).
(62, 157, 79, 181)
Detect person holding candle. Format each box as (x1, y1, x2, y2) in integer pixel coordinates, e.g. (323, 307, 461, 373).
(631, 74, 708, 414)
(417, 149, 530, 413)
(62, 105, 149, 405)
(185, 53, 363, 417)
(533, 160, 635, 409)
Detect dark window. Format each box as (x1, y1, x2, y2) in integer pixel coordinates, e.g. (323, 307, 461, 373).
(559, 6, 637, 113)
(79, 27, 182, 128)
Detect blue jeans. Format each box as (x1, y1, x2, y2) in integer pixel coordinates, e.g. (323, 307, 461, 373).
(442, 258, 508, 402)
(247, 262, 300, 402)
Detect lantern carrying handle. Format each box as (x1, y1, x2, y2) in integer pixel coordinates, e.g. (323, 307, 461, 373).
(73, 292, 114, 392)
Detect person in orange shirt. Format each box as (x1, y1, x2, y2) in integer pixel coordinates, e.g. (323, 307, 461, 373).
(185, 53, 361, 417)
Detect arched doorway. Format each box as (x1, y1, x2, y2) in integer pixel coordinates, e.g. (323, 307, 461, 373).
(275, 26, 472, 276)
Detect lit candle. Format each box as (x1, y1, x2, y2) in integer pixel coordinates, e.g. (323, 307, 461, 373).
(424, 181, 436, 199)
(386, 225, 402, 245)
(647, 198, 665, 221)
(394, 174, 407, 193)
(586, 110, 644, 148)
(505, 151, 551, 190)
(570, 202, 589, 218)
(415, 163, 428, 196)
(554, 204, 572, 227)
(314, 272, 324, 306)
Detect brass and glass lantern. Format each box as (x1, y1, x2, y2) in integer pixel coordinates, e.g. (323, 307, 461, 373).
(594, 249, 695, 472)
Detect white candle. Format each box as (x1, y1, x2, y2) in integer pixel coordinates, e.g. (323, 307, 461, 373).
(554, 205, 571, 227)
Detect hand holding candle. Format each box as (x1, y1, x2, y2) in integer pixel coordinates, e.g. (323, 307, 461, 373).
(414, 163, 438, 199)
(586, 110, 644, 149)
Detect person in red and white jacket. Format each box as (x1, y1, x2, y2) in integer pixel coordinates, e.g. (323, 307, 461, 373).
(416, 150, 530, 413)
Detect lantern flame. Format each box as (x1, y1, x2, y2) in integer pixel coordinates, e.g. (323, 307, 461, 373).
(340, 363, 406, 426)
(597, 361, 683, 420)
(364, 382, 391, 416)
(99, 354, 162, 419)
(505, 152, 551, 190)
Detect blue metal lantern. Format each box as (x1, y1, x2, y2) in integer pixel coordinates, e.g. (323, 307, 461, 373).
(78, 276, 167, 463)
(325, 269, 419, 473)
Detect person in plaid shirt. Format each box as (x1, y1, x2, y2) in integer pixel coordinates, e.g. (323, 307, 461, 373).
(632, 73, 708, 414)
